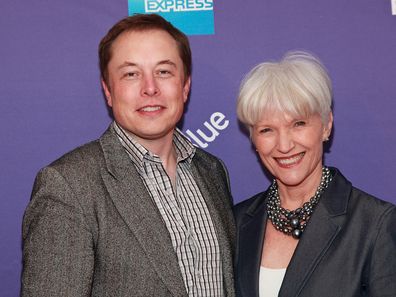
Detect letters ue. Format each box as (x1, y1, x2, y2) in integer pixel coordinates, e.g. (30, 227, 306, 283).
(184, 112, 229, 148)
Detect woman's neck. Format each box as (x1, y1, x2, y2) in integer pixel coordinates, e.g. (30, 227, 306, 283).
(276, 166, 323, 209)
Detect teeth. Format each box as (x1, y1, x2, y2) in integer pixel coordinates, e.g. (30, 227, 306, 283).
(141, 106, 161, 112)
(277, 153, 304, 165)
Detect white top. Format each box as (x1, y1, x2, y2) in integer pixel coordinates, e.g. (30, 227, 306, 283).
(259, 266, 287, 297)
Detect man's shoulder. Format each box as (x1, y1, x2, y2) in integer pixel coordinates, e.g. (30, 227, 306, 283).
(193, 147, 222, 166)
(48, 138, 103, 171)
(192, 148, 230, 178)
(31, 134, 115, 198)
(46, 126, 117, 172)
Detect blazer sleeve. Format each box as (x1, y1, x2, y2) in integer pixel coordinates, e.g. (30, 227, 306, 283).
(368, 205, 396, 296)
(22, 166, 94, 297)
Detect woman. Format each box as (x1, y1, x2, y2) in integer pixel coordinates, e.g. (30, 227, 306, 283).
(234, 51, 396, 297)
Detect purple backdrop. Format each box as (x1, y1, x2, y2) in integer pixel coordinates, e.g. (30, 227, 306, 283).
(1, 1, 395, 296)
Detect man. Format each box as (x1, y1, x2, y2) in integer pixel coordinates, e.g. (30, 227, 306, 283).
(22, 14, 235, 297)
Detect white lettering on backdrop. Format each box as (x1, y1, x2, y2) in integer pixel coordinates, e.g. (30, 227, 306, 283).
(183, 111, 229, 148)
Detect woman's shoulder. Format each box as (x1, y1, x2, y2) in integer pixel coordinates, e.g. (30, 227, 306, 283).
(349, 185, 396, 218)
(331, 167, 396, 224)
(330, 167, 395, 208)
(234, 191, 266, 208)
(233, 191, 268, 222)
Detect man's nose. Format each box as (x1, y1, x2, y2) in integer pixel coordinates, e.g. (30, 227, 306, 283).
(141, 75, 159, 96)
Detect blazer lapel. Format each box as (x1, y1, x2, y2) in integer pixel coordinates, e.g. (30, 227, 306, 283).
(190, 154, 236, 296)
(279, 204, 340, 297)
(237, 193, 268, 297)
(99, 127, 187, 296)
(279, 169, 350, 297)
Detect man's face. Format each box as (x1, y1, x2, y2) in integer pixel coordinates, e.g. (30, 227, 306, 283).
(102, 29, 190, 147)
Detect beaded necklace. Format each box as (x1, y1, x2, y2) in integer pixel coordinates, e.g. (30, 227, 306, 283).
(266, 167, 332, 239)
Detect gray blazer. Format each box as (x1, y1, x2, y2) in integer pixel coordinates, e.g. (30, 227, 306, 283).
(234, 168, 396, 297)
(22, 126, 236, 297)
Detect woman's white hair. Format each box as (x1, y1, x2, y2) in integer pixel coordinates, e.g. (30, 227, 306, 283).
(237, 51, 333, 133)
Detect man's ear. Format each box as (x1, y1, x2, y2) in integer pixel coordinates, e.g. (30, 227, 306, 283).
(101, 79, 112, 107)
(182, 76, 191, 103)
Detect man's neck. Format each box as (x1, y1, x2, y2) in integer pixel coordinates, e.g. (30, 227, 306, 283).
(132, 130, 178, 186)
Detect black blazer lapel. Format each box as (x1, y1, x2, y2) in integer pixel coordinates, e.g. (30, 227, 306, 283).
(279, 205, 341, 297)
(99, 127, 187, 296)
(279, 169, 350, 297)
(236, 193, 268, 297)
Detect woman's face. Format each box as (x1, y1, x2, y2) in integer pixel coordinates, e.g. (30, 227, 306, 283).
(252, 111, 332, 192)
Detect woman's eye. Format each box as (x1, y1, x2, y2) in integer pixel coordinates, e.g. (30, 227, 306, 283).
(259, 128, 272, 133)
(294, 121, 306, 127)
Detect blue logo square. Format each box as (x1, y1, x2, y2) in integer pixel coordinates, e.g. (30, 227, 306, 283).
(128, 0, 215, 35)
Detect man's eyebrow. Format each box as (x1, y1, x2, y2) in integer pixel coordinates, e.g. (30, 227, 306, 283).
(157, 60, 177, 67)
(117, 61, 138, 70)
(116, 60, 177, 70)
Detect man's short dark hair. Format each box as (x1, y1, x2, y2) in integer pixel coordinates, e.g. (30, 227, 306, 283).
(99, 14, 192, 86)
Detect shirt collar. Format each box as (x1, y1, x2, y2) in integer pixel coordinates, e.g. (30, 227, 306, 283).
(112, 121, 196, 168)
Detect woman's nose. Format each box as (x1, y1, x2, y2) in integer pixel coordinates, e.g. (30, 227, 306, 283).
(277, 130, 295, 153)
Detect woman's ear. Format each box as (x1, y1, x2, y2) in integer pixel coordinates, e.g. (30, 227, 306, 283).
(323, 112, 333, 141)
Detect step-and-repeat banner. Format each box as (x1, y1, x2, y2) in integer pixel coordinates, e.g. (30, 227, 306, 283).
(1, 1, 395, 295)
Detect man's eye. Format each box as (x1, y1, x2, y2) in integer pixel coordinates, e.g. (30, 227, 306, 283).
(124, 72, 138, 78)
(157, 70, 172, 76)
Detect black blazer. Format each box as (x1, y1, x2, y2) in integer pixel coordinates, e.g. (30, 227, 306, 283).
(234, 168, 396, 297)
